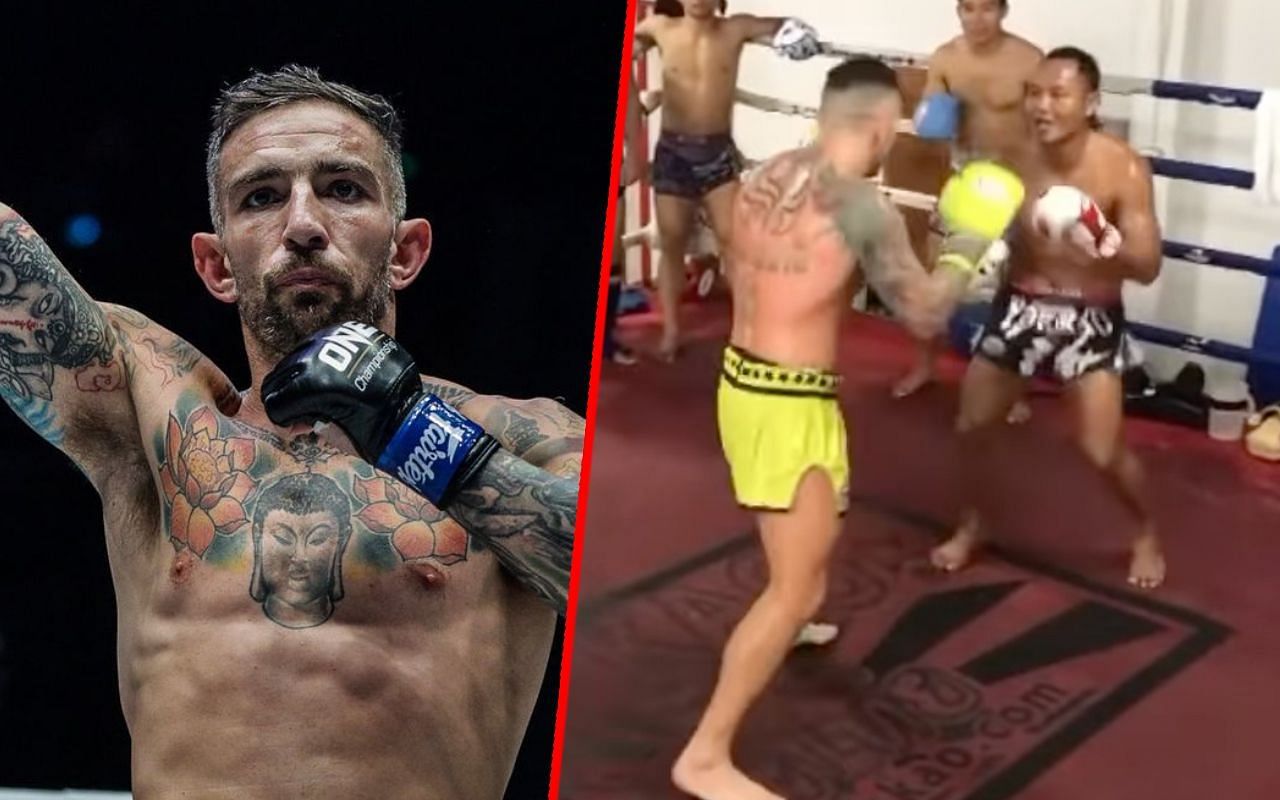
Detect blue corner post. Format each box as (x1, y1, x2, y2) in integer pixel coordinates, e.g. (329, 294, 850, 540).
(1251, 245, 1280, 405)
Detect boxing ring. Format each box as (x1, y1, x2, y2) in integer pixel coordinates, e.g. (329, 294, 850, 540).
(621, 15, 1280, 404)
(568, 10, 1280, 799)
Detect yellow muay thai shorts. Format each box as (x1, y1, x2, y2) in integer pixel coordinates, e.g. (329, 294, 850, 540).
(717, 346, 850, 515)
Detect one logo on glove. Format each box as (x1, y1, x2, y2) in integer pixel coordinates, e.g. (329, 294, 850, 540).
(317, 321, 382, 373)
(313, 321, 398, 392)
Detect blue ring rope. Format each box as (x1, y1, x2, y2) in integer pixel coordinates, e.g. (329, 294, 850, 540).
(1128, 322, 1280, 369)
(1148, 156, 1255, 189)
(1163, 241, 1280, 278)
(1150, 80, 1262, 109)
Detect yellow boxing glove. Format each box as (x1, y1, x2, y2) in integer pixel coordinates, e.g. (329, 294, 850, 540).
(935, 160, 1025, 273)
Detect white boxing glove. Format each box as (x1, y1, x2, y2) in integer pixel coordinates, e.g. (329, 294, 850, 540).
(772, 19, 821, 61)
(1031, 185, 1123, 259)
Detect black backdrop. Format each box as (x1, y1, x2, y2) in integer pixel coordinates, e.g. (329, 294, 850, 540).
(0, 2, 623, 795)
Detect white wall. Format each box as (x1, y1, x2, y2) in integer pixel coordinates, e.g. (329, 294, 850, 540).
(1134, 0, 1280, 385)
(631, 0, 1280, 388)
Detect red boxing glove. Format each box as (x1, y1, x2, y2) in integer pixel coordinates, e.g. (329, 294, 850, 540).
(1032, 185, 1123, 258)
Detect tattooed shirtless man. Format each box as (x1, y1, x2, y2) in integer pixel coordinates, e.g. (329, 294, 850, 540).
(0, 65, 579, 799)
(672, 57, 1023, 800)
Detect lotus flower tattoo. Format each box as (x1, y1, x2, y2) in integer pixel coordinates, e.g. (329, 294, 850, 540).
(353, 473, 468, 566)
(159, 407, 258, 556)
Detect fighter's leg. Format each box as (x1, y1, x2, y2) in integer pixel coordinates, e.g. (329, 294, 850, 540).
(932, 357, 1027, 571)
(1067, 368, 1165, 589)
(654, 193, 698, 361)
(673, 468, 841, 800)
(701, 178, 738, 255)
(604, 190, 637, 365)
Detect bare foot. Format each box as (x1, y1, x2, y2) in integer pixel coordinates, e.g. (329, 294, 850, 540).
(657, 330, 680, 363)
(794, 622, 839, 647)
(1006, 399, 1032, 425)
(610, 345, 638, 366)
(892, 363, 934, 398)
(1128, 532, 1166, 590)
(931, 519, 985, 573)
(672, 747, 785, 800)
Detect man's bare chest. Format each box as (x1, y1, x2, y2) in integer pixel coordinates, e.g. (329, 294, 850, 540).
(950, 65, 1027, 111)
(120, 390, 494, 629)
(658, 31, 742, 82)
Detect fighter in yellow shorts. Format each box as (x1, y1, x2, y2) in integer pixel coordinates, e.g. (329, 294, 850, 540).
(672, 57, 1023, 800)
(718, 347, 849, 514)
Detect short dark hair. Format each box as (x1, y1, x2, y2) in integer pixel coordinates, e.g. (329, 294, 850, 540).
(1045, 46, 1102, 128)
(822, 57, 901, 98)
(205, 64, 406, 232)
(957, 0, 1009, 8)
(1045, 46, 1101, 92)
(654, 0, 727, 16)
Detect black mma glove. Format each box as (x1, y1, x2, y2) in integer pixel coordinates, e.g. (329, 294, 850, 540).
(261, 321, 499, 508)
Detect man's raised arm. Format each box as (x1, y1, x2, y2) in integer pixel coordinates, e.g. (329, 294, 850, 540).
(0, 204, 140, 478)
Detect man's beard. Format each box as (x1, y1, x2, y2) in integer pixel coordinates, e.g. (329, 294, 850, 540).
(236, 256, 393, 360)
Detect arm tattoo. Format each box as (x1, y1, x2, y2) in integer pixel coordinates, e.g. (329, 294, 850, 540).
(108, 305, 202, 384)
(827, 178, 923, 315)
(420, 378, 477, 408)
(0, 211, 115, 441)
(828, 180, 966, 338)
(109, 307, 202, 386)
(449, 449, 576, 613)
(481, 400, 586, 469)
(827, 176, 892, 271)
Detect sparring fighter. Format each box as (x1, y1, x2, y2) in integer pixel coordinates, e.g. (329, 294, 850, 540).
(635, 0, 822, 361)
(672, 57, 1023, 800)
(893, 0, 1041, 418)
(931, 47, 1167, 589)
(0, 65, 579, 798)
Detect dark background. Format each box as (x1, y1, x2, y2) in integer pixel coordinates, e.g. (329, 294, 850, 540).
(0, 1, 623, 795)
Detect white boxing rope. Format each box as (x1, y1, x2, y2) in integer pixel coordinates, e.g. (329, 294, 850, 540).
(746, 35, 928, 70)
(735, 89, 916, 134)
(878, 185, 939, 212)
(735, 88, 816, 120)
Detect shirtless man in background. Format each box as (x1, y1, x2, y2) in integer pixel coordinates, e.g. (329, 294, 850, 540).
(0, 66, 579, 798)
(893, 0, 1042, 414)
(672, 57, 1023, 800)
(931, 47, 1167, 589)
(635, 0, 821, 361)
